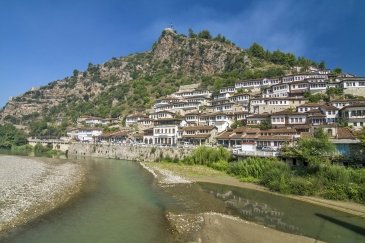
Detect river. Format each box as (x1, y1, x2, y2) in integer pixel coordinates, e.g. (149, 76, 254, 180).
(1, 157, 365, 243)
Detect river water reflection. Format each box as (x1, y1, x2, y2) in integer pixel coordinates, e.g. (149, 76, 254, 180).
(2, 158, 365, 243)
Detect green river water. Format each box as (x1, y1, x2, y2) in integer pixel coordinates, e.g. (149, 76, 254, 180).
(1, 157, 365, 243)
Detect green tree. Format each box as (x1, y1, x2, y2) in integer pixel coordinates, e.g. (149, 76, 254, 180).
(231, 119, 243, 129)
(0, 124, 27, 149)
(282, 128, 336, 168)
(318, 61, 326, 70)
(248, 43, 266, 59)
(197, 30, 212, 39)
(73, 69, 79, 77)
(188, 28, 196, 38)
(259, 120, 272, 130)
(332, 68, 342, 75)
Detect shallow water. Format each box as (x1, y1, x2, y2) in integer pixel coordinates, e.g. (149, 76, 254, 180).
(198, 183, 365, 243)
(2, 158, 365, 243)
(2, 158, 175, 243)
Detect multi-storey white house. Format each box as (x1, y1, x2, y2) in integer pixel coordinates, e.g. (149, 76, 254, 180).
(270, 110, 307, 128)
(184, 112, 200, 125)
(329, 99, 365, 109)
(340, 104, 365, 130)
(220, 86, 236, 94)
(282, 73, 329, 83)
(246, 113, 270, 126)
(262, 77, 281, 86)
(251, 98, 306, 114)
(229, 94, 250, 104)
(308, 79, 328, 94)
(319, 105, 339, 124)
(269, 83, 290, 98)
(340, 77, 365, 96)
(173, 89, 211, 98)
(67, 128, 103, 142)
(199, 112, 235, 132)
(153, 118, 182, 145)
(289, 81, 308, 97)
(180, 125, 218, 145)
(235, 79, 262, 91)
(297, 103, 322, 113)
(149, 111, 175, 120)
(126, 114, 149, 127)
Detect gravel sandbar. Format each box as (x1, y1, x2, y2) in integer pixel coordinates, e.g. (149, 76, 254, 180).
(0, 155, 85, 234)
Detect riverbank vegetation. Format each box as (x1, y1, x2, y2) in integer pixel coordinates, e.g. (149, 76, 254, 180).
(160, 134, 365, 204)
(0, 124, 27, 149)
(0, 124, 63, 157)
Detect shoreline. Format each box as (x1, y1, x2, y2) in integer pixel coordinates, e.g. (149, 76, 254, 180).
(0, 155, 86, 236)
(142, 162, 365, 218)
(141, 162, 326, 243)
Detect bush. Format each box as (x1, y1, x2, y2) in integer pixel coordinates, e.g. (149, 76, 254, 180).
(184, 146, 231, 166)
(11, 144, 33, 154)
(34, 143, 52, 154)
(209, 160, 229, 171)
(288, 177, 315, 196)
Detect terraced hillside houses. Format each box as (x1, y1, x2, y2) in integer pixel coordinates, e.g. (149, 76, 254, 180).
(68, 72, 364, 157)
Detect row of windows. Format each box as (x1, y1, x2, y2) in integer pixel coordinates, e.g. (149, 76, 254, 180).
(290, 117, 304, 123)
(269, 100, 288, 105)
(185, 130, 210, 134)
(292, 84, 308, 89)
(154, 128, 176, 134)
(272, 117, 284, 123)
(273, 85, 288, 91)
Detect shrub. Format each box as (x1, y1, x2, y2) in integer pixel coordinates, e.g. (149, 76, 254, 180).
(209, 160, 229, 171)
(288, 177, 315, 196)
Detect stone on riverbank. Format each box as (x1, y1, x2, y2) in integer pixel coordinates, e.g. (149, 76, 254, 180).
(0, 155, 85, 234)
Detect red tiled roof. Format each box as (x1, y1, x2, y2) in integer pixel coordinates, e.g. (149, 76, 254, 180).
(336, 127, 356, 139)
(182, 126, 216, 131)
(182, 134, 211, 139)
(216, 131, 233, 139)
(257, 136, 292, 141)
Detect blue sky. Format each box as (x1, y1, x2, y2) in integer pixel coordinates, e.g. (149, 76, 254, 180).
(0, 0, 364, 107)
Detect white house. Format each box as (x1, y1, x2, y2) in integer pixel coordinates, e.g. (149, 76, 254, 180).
(220, 86, 236, 94)
(340, 104, 365, 130)
(235, 79, 262, 90)
(126, 114, 148, 127)
(199, 112, 235, 132)
(270, 110, 307, 128)
(340, 77, 365, 96)
(229, 94, 250, 104)
(153, 118, 182, 145)
(67, 128, 103, 142)
(319, 105, 339, 124)
(149, 111, 175, 120)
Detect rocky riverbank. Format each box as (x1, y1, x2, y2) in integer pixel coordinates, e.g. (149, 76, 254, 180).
(0, 155, 85, 235)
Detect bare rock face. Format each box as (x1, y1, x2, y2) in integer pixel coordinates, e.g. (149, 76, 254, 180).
(152, 30, 248, 75)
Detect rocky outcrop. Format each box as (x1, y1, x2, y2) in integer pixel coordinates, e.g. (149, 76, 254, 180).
(152, 29, 248, 75)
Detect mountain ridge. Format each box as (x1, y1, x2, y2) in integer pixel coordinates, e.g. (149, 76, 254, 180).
(0, 28, 323, 125)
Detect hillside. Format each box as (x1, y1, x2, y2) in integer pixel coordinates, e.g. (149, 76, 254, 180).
(0, 28, 320, 125)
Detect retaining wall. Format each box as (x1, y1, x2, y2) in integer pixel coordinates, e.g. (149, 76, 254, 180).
(68, 143, 193, 162)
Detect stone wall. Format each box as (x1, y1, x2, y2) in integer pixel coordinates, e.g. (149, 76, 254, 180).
(68, 143, 193, 162)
